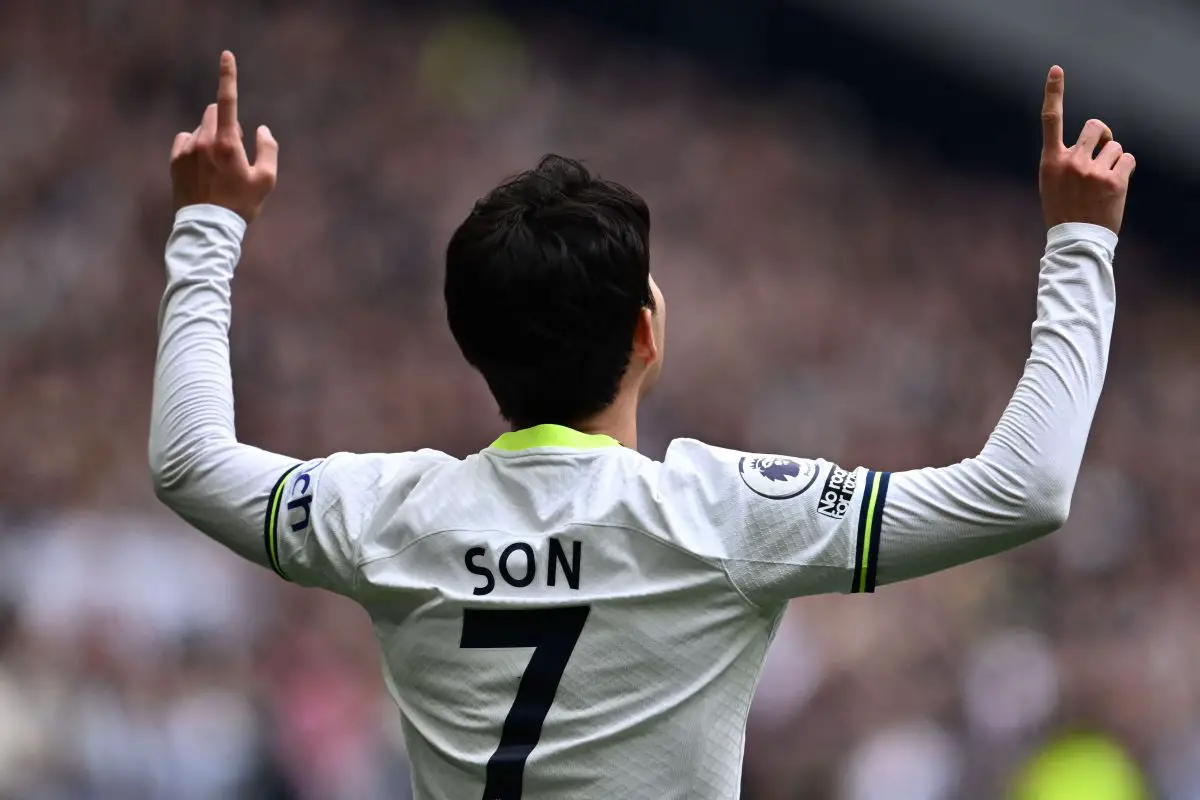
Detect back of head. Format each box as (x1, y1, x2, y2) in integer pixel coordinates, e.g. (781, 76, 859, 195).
(445, 155, 655, 429)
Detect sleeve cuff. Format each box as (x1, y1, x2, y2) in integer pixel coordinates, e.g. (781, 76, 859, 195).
(1046, 222, 1118, 256)
(174, 204, 249, 240)
(851, 470, 890, 594)
(263, 464, 303, 582)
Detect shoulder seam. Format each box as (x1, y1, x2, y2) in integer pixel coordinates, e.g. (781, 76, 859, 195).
(716, 557, 768, 612)
(343, 450, 459, 594)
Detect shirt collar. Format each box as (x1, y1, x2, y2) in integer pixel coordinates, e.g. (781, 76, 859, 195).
(490, 424, 622, 451)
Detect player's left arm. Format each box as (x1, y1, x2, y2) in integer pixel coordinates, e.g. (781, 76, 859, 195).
(871, 68, 1129, 588)
(697, 221, 1117, 604)
(149, 52, 358, 591)
(696, 69, 1127, 605)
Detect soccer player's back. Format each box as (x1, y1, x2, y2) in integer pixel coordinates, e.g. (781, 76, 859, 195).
(355, 433, 770, 799)
(271, 429, 882, 799)
(152, 55, 1134, 799)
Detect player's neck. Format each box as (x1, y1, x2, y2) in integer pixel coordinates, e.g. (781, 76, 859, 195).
(575, 392, 639, 450)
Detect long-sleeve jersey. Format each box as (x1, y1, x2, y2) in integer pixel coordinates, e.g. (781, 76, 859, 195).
(150, 204, 1117, 800)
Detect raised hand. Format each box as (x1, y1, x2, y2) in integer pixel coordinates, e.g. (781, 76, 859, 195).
(1039, 65, 1135, 235)
(170, 51, 278, 223)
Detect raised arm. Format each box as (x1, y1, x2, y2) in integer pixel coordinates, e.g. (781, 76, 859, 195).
(875, 66, 1134, 585)
(149, 51, 296, 567)
(689, 68, 1136, 605)
(876, 221, 1115, 585)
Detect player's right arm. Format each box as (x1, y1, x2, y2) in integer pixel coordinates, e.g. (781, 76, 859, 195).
(670, 67, 1134, 605)
(149, 52, 446, 594)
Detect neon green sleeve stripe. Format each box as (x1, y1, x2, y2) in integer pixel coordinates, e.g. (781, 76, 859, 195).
(858, 473, 883, 594)
(491, 424, 622, 451)
(264, 465, 302, 581)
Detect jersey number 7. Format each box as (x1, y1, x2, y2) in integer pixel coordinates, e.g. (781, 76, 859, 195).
(460, 606, 591, 800)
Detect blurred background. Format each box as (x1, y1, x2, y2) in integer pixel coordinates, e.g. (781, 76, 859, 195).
(1, 0, 1198, 797)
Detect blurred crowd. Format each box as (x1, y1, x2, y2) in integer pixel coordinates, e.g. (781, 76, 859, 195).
(1, 0, 1198, 797)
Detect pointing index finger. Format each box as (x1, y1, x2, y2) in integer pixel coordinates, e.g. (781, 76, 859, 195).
(217, 51, 238, 137)
(1041, 65, 1064, 154)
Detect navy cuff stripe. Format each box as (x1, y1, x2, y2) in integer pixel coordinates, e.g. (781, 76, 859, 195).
(851, 470, 876, 593)
(263, 466, 298, 581)
(863, 472, 890, 593)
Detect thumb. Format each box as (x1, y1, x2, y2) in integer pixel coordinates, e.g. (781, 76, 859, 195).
(170, 131, 194, 161)
(253, 125, 279, 183)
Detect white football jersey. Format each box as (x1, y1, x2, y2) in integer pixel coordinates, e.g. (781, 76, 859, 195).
(265, 430, 888, 800)
(151, 205, 1117, 800)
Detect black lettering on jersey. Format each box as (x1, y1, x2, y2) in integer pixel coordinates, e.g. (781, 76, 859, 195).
(817, 464, 857, 520)
(547, 539, 582, 590)
(464, 538, 584, 596)
(286, 494, 313, 533)
(284, 463, 320, 534)
(466, 547, 496, 596)
(499, 543, 536, 588)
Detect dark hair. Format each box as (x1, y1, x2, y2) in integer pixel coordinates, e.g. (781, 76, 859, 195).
(445, 155, 655, 429)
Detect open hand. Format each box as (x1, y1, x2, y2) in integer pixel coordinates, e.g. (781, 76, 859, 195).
(171, 51, 278, 223)
(1039, 65, 1134, 235)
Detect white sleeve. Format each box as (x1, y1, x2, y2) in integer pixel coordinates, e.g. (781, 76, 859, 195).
(675, 223, 1116, 606)
(149, 205, 300, 569)
(262, 451, 450, 592)
(150, 205, 452, 595)
(875, 222, 1116, 586)
(660, 444, 879, 602)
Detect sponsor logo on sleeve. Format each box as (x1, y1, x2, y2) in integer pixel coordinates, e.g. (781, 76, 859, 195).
(738, 455, 820, 500)
(816, 464, 857, 519)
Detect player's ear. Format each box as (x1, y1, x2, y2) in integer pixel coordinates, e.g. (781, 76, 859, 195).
(631, 307, 659, 367)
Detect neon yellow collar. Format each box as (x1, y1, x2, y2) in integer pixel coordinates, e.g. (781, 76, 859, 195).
(490, 424, 622, 451)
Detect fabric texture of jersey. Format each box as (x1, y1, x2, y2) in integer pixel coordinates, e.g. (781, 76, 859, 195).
(150, 205, 1118, 800)
(265, 428, 880, 800)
